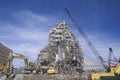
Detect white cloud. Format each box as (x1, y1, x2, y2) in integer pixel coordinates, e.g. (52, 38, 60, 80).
(0, 10, 57, 68)
(13, 11, 49, 27)
(0, 10, 120, 68)
(14, 28, 49, 41)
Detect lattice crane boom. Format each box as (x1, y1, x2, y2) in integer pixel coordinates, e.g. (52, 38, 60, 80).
(64, 8, 106, 69)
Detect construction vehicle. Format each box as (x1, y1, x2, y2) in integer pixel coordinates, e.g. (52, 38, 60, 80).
(86, 48, 118, 80)
(64, 8, 120, 80)
(13, 52, 29, 70)
(13, 53, 35, 73)
(39, 59, 57, 74)
(88, 63, 120, 80)
(0, 43, 41, 77)
(13, 52, 41, 74)
(0, 43, 13, 76)
(88, 48, 120, 80)
(47, 65, 57, 74)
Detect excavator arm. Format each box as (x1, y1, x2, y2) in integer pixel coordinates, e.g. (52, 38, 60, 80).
(13, 52, 29, 68)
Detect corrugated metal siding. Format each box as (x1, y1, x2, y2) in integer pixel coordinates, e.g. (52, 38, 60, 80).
(0, 43, 12, 64)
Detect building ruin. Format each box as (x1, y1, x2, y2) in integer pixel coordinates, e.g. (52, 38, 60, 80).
(37, 21, 83, 73)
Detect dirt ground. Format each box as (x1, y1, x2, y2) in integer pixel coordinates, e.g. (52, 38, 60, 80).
(14, 74, 83, 80)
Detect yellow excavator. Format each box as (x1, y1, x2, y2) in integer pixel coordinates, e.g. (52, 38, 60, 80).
(13, 52, 41, 74)
(1, 52, 41, 76)
(47, 63, 57, 74)
(0, 43, 41, 77)
(47, 66, 56, 74)
(13, 52, 33, 73)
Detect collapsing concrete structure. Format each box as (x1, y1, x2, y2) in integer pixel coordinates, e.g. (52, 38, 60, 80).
(37, 21, 83, 73)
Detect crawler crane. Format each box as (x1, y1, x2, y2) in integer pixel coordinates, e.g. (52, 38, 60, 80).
(65, 8, 120, 80)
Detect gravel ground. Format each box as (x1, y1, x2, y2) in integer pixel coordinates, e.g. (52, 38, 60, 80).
(0, 76, 6, 80)
(13, 74, 83, 80)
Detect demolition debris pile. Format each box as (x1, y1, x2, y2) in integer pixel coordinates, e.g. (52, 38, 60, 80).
(0, 21, 85, 80)
(37, 21, 84, 74)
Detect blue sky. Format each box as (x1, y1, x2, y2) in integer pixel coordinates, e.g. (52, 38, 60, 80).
(0, 0, 120, 68)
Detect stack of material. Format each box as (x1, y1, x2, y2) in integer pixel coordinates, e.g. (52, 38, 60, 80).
(37, 21, 83, 73)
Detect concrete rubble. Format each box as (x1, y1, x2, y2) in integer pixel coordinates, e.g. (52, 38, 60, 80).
(37, 21, 83, 73)
(2, 21, 84, 80)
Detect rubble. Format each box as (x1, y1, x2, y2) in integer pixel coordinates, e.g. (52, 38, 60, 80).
(5, 21, 84, 80)
(37, 21, 83, 73)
